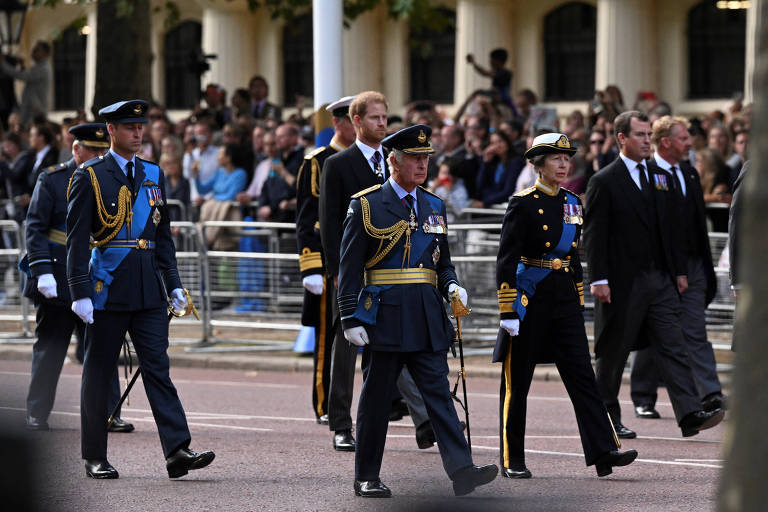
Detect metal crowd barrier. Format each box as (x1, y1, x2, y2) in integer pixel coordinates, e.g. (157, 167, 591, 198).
(0, 214, 736, 352)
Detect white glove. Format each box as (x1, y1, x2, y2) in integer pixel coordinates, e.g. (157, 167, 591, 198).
(343, 326, 370, 347)
(37, 273, 57, 299)
(72, 298, 94, 324)
(500, 319, 520, 337)
(448, 283, 469, 307)
(171, 288, 188, 314)
(302, 274, 324, 295)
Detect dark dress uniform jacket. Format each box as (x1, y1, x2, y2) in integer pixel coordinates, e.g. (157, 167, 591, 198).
(492, 183, 585, 363)
(583, 157, 686, 357)
(319, 144, 388, 280)
(295, 142, 339, 325)
(24, 160, 77, 306)
(337, 181, 457, 352)
(66, 153, 182, 308)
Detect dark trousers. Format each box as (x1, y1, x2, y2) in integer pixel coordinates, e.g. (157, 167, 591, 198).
(81, 308, 190, 460)
(499, 297, 615, 469)
(355, 348, 472, 481)
(595, 270, 701, 425)
(27, 303, 120, 421)
(630, 259, 722, 406)
(311, 277, 334, 419)
(326, 281, 429, 431)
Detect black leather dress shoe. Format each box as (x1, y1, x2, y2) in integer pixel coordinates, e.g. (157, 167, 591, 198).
(415, 421, 436, 449)
(316, 414, 329, 425)
(25, 416, 49, 431)
(613, 422, 637, 439)
(108, 417, 135, 433)
(333, 429, 356, 451)
(85, 459, 119, 479)
(702, 393, 726, 412)
(680, 408, 724, 437)
(452, 464, 499, 496)
(502, 466, 532, 479)
(594, 449, 638, 477)
(634, 404, 661, 419)
(166, 448, 216, 478)
(354, 479, 391, 498)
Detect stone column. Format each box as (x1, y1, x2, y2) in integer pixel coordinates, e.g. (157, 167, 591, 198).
(454, 0, 515, 107)
(313, 0, 343, 110)
(595, 0, 658, 107)
(343, 7, 384, 97)
(744, 0, 760, 104)
(84, 7, 97, 114)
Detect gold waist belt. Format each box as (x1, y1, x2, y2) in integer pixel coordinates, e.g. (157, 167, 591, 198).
(46, 228, 66, 246)
(364, 268, 437, 287)
(520, 256, 571, 271)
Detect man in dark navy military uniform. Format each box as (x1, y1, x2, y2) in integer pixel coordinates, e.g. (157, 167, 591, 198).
(67, 100, 214, 479)
(22, 123, 133, 433)
(295, 96, 356, 425)
(338, 124, 498, 498)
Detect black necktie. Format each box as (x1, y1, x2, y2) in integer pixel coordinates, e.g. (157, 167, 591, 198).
(668, 166, 683, 199)
(638, 164, 651, 199)
(126, 161, 135, 190)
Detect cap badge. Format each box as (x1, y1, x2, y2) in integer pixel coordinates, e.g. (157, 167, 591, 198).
(556, 135, 569, 148)
(95, 129, 105, 138)
(417, 130, 426, 143)
(133, 105, 143, 115)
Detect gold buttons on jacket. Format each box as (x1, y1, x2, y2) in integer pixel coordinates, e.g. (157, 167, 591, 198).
(542, 225, 548, 231)
(533, 194, 539, 198)
(538, 209, 544, 214)
(545, 242, 551, 247)
(572, 242, 577, 247)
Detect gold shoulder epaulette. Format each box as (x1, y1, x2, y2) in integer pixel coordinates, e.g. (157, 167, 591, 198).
(352, 184, 381, 199)
(513, 186, 536, 197)
(46, 163, 67, 174)
(304, 146, 326, 160)
(418, 185, 442, 200)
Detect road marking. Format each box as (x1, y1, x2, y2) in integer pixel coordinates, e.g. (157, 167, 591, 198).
(675, 459, 724, 462)
(469, 392, 673, 407)
(0, 370, 300, 389)
(470, 444, 723, 469)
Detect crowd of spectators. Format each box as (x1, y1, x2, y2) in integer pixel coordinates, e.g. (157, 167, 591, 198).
(0, 48, 752, 245)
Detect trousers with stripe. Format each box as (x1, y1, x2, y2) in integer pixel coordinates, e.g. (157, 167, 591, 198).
(311, 276, 335, 419)
(498, 287, 616, 469)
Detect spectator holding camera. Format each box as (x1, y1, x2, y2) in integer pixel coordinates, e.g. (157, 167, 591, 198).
(1, 41, 52, 125)
(473, 130, 524, 207)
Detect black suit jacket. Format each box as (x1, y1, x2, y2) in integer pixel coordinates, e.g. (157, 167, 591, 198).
(66, 153, 182, 311)
(584, 156, 686, 355)
(728, 160, 749, 287)
(659, 159, 717, 304)
(318, 144, 388, 279)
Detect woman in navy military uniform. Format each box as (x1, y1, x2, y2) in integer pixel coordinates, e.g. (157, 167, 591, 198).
(493, 132, 637, 479)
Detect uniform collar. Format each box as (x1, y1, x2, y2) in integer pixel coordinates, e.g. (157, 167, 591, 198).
(355, 138, 383, 163)
(329, 135, 348, 153)
(534, 177, 559, 197)
(109, 148, 135, 175)
(388, 176, 418, 203)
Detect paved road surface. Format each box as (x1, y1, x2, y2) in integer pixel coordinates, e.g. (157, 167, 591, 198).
(0, 359, 724, 511)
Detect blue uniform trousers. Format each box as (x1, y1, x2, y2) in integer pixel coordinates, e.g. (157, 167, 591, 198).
(81, 307, 190, 460)
(355, 347, 472, 481)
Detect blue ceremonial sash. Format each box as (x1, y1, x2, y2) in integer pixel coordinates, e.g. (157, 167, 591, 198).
(512, 193, 578, 320)
(90, 162, 160, 309)
(353, 191, 444, 325)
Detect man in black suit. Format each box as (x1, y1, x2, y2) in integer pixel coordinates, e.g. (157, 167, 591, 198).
(67, 100, 213, 479)
(248, 75, 282, 122)
(583, 110, 723, 439)
(9, 124, 58, 224)
(630, 116, 724, 418)
(318, 91, 432, 452)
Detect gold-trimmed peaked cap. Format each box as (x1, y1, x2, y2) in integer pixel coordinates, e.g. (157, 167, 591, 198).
(524, 132, 577, 159)
(68, 123, 110, 149)
(98, 99, 149, 124)
(381, 124, 435, 155)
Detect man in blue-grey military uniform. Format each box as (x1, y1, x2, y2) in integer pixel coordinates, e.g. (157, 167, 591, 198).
(67, 100, 214, 479)
(22, 123, 133, 434)
(338, 124, 498, 497)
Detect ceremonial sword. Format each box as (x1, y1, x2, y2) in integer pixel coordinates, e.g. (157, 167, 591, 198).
(107, 289, 200, 429)
(449, 289, 472, 454)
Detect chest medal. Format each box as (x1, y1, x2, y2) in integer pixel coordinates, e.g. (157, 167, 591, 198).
(563, 204, 583, 225)
(153, 208, 162, 226)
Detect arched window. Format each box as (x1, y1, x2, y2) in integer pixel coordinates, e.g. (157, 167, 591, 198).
(409, 8, 456, 103)
(164, 21, 202, 110)
(688, 2, 746, 99)
(53, 26, 86, 110)
(543, 2, 596, 101)
(283, 14, 313, 107)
